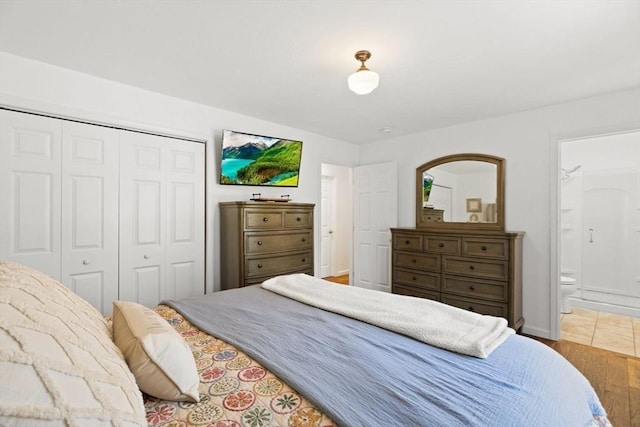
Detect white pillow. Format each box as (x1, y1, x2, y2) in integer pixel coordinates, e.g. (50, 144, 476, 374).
(112, 300, 200, 402)
(0, 261, 146, 426)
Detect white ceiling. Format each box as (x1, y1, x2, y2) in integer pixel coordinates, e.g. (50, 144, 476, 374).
(1, 1, 639, 144)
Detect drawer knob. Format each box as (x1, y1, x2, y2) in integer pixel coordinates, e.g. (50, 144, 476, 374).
(301, 238, 306, 242)
(405, 240, 410, 245)
(301, 258, 306, 262)
(412, 276, 417, 281)
(296, 217, 302, 222)
(469, 265, 475, 270)
(257, 241, 263, 246)
(144, 254, 150, 259)
(82, 259, 90, 265)
(438, 242, 445, 248)
(469, 285, 475, 291)
(468, 306, 475, 312)
(481, 245, 488, 251)
(412, 259, 417, 263)
(257, 264, 263, 268)
(263, 217, 269, 222)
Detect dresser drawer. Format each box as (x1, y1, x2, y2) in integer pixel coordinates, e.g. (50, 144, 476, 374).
(284, 210, 313, 228)
(424, 236, 460, 254)
(394, 251, 441, 272)
(394, 268, 440, 291)
(392, 284, 440, 302)
(246, 252, 312, 277)
(442, 275, 507, 302)
(393, 233, 423, 251)
(245, 231, 312, 255)
(462, 238, 508, 259)
(441, 295, 507, 318)
(243, 267, 313, 287)
(245, 210, 283, 229)
(442, 256, 508, 281)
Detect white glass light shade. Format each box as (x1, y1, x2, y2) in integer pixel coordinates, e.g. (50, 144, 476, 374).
(348, 69, 380, 95)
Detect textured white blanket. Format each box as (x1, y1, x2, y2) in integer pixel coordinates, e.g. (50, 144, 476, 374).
(262, 273, 514, 358)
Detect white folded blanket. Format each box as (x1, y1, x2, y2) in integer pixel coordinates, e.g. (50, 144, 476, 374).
(262, 273, 514, 358)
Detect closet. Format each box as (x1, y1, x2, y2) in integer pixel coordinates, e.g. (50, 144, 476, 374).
(0, 109, 205, 313)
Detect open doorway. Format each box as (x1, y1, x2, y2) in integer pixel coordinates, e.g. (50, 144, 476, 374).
(320, 163, 353, 284)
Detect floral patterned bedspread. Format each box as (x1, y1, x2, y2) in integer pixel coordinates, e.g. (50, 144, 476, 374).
(144, 305, 336, 427)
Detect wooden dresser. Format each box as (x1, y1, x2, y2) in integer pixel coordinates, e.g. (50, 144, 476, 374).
(391, 227, 524, 330)
(220, 202, 314, 289)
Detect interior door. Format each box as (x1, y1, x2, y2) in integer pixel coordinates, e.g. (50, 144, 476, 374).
(353, 162, 398, 292)
(61, 121, 119, 314)
(320, 175, 334, 277)
(0, 110, 62, 278)
(119, 131, 167, 307)
(165, 139, 205, 300)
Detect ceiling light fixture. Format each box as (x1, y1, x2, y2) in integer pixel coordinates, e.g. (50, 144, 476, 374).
(347, 50, 379, 95)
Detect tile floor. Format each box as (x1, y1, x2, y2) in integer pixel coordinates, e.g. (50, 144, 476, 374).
(560, 306, 640, 357)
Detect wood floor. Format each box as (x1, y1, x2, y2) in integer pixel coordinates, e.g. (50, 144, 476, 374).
(323, 274, 640, 426)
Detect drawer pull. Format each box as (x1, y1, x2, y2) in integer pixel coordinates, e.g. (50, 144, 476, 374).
(412, 259, 417, 263)
(412, 276, 417, 281)
(82, 259, 90, 265)
(263, 217, 269, 222)
(301, 258, 306, 262)
(469, 286, 475, 291)
(438, 242, 445, 248)
(257, 241, 263, 245)
(481, 245, 488, 251)
(301, 238, 306, 242)
(469, 265, 475, 270)
(467, 306, 475, 312)
(296, 217, 302, 222)
(405, 240, 410, 245)
(257, 264, 263, 268)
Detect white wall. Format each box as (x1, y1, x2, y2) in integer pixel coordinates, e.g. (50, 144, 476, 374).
(0, 52, 360, 293)
(360, 87, 640, 338)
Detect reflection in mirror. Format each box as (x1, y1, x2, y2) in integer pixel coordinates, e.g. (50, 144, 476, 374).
(422, 161, 497, 223)
(416, 153, 505, 231)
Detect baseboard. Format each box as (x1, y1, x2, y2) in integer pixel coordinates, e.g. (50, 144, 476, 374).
(335, 269, 349, 276)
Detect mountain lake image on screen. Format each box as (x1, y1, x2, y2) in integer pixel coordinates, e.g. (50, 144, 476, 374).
(220, 130, 303, 187)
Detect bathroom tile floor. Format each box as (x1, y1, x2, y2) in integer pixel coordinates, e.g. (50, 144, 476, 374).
(561, 307, 640, 357)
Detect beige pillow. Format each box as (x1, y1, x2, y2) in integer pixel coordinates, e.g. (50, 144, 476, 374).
(112, 300, 200, 402)
(0, 261, 146, 426)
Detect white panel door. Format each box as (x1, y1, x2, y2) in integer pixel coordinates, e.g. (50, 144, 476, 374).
(165, 139, 205, 300)
(0, 110, 62, 278)
(119, 131, 167, 307)
(353, 162, 398, 292)
(320, 175, 333, 277)
(61, 121, 119, 314)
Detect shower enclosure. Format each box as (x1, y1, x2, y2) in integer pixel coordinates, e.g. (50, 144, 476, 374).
(560, 132, 640, 317)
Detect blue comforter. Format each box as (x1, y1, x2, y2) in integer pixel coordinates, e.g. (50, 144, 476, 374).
(164, 285, 609, 427)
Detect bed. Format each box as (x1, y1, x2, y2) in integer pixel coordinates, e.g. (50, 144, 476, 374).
(0, 261, 611, 426)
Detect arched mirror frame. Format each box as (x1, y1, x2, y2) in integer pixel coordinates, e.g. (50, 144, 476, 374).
(416, 153, 505, 231)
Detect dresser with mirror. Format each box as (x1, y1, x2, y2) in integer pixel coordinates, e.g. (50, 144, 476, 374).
(391, 154, 524, 330)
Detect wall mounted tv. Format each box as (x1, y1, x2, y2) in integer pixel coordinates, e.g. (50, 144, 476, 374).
(220, 130, 303, 187)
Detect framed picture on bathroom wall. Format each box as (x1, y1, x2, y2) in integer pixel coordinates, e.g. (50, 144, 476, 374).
(466, 198, 482, 213)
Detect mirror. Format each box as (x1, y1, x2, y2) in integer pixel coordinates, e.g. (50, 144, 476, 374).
(416, 153, 505, 231)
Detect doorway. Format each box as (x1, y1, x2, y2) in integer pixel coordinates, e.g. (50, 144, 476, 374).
(320, 163, 353, 283)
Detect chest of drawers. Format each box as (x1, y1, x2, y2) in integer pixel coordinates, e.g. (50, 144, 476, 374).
(220, 202, 314, 289)
(391, 228, 524, 330)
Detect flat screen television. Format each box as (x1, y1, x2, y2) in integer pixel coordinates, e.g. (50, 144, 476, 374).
(220, 130, 303, 187)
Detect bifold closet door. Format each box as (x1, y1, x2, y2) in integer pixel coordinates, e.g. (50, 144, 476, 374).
(119, 131, 204, 307)
(61, 121, 119, 314)
(0, 110, 62, 278)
